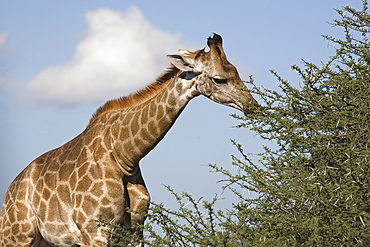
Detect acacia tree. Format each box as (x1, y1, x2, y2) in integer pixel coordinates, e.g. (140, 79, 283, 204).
(108, 1, 370, 246)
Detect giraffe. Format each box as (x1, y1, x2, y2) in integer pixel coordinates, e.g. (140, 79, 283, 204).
(0, 33, 257, 246)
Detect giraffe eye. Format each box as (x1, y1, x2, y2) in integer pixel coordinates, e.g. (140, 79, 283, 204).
(212, 77, 227, 84)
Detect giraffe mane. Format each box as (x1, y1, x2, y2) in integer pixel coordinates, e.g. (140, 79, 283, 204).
(181, 49, 205, 59)
(89, 65, 180, 124)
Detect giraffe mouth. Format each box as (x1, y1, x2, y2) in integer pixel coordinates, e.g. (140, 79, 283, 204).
(224, 101, 244, 112)
(226, 99, 257, 114)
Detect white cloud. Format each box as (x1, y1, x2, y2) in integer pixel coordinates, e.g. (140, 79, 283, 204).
(0, 32, 9, 86)
(0, 32, 8, 49)
(22, 7, 186, 106)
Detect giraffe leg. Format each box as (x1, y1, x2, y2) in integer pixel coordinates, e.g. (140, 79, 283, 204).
(74, 207, 112, 246)
(0, 175, 40, 246)
(126, 166, 150, 246)
(80, 229, 108, 247)
(0, 202, 55, 247)
(33, 232, 55, 247)
(0, 213, 37, 247)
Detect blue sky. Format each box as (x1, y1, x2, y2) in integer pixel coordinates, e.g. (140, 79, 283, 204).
(0, 0, 354, 209)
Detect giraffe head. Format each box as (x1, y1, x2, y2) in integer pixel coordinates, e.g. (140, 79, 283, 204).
(167, 33, 257, 113)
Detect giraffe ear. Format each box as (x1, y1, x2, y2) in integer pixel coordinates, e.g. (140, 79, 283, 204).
(166, 54, 195, 72)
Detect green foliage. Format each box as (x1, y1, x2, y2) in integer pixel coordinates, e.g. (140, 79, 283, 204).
(97, 215, 145, 246)
(106, 1, 370, 246)
(227, 2, 370, 245)
(145, 186, 235, 246)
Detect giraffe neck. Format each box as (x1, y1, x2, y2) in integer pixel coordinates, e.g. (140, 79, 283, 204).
(93, 72, 201, 174)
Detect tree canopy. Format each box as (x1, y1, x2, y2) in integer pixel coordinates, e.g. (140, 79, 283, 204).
(108, 1, 370, 246)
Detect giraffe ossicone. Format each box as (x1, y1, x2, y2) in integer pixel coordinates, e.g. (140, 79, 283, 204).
(0, 33, 257, 246)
